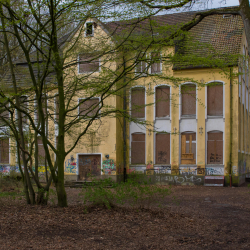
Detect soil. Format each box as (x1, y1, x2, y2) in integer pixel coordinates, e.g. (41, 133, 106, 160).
(1, 184, 250, 249)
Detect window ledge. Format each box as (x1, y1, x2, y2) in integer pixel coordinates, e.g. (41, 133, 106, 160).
(155, 117, 170, 120)
(181, 116, 196, 119)
(207, 116, 223, 119)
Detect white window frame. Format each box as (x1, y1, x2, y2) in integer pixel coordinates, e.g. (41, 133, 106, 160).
(154, 84, 171, 120)
(179, 82, 197, 120)
(150, 52, 162, 74)
(85, 22, 94, 37)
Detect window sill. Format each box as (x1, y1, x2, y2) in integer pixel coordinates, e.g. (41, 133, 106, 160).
(181, 116, 196, 119)
(207, 116, 223, 119)
(155, 117, 170, 120)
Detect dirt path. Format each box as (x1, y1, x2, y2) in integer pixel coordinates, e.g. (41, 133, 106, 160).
(0, 185, 250, 249)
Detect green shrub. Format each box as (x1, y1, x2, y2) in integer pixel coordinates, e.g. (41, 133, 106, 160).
(80, 173, 170, 210)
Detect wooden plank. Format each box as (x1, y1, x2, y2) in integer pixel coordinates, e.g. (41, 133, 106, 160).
(181, 135, 186, 155)
(204, 176, 224, 186)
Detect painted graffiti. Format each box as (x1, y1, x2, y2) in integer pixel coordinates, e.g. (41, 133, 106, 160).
(156, 174, 202, 185)
(129, 166, 146, 173)
(180, 167, 197, 175)
(205, 167, 224, 176)
(153, 166, 171, 174)
(65, 155, 77, 174)
(102, 159, 116, 175)
(232, 165, 238, 175)
(0, 165, 49, 175)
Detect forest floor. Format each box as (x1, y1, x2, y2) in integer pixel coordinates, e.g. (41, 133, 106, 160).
(1, 180, 250, 249)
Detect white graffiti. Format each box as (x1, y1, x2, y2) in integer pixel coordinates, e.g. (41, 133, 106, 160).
(156, 175, 202, 184)
(206, 167, 224, 176)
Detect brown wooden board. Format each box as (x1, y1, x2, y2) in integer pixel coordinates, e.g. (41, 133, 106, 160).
(155, 86, 170, 118)
(78, 54, 99, 73)
(0, 138, 9, 163)
(78, 154, 101, 180)
(207, 84, 223, 116)
(131, 133, 145, 164)
(131, 88, 145, 118)
(207, 132, 223, 164)
(155, 133, 170, 164)
(79, 98, 99, 118)
(37, 137, 46, 165)
(204, 176, 224, 186)
(151, 53, 161, 73)
(181, 84, 196, 116)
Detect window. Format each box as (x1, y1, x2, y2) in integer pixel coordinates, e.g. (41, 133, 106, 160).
(0, 138, 9, 164)
(79, 98, 100, 118)
(54, 95, 59, 123)
(131, 87, 145, 119)
(78, 54, 100, 73)
(155, 133, 170, 164)
(135, 55, 147, 74)
(155, 86, 170, 118)
(131, 133, 145, 164)
(86, 22, 94, 36)
(151, 52, 161, 74)
(181, 132, 196, 164)
(207, 83, 223, 116)
(0, 108, 9, 126)
(37, 137, 46, 165)
(181, 84, 196, 117)
(207, 131, 223, 164)
(19, 96, 28, 125)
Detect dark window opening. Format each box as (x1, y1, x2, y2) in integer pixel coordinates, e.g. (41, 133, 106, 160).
(207, 83, 223, 116)
(131, 88, 145, 118)
(207, 131, 223, 164)
(155, 86, 170, 118)
(79, 98, 100, 118)
(181, 84, 196, 116)
(155, 133, 170, 164)
(86, 23, 93, 36)
(131, 133, 145, 164)
(181, 132, 196, 164)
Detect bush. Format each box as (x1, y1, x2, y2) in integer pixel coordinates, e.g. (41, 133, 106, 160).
(79, 173, 170, 210)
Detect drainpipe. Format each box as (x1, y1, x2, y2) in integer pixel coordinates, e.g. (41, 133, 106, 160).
(123, 58, 127, 182)
(229, 67, 233, 187)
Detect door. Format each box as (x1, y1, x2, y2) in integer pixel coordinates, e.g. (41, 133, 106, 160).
(78, 154, 101, 180)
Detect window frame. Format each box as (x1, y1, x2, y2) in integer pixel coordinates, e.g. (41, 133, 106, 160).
(130, 86, 146, 120)
(205, 80, 225, 119)
(154, 84, 171, 120)
(0, 137, 10, 164)
(78, 97, 101, 119)
(78, 54, 101, 74)
(180, 131, 196, 165)
(85, 22, 94, 37)
(179, 82, 197, 119)
(150, 52, 162, 74)
(206, 130, 224, 165)
(130, 132, 146, 165)
(154, 132, 171, 165)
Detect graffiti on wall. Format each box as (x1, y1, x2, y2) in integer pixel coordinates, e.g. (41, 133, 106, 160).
(65, 155, 77, 174)
(155, 174, 202, 185)
(0, 165, 49, 175)
(102, 159, 116, 175)
(205, 167, 224, 176)
(180, 167, 197, 175)
(153, 166, 171, 174)
(129, 166, 146, 173)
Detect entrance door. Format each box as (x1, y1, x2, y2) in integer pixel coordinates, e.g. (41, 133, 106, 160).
(78, 154, 101, 180)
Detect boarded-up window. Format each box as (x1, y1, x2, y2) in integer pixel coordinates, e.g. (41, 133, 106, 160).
(207, 132, 223, 164)
(78, 54, 99, 73)
(151, 53, 161, 74)
(155, 86, 170, 118)
(0, 108, 9, 126)
(79, 98, 99, 118)
(55, 95, 59, 123)
(0, 138, 9, 163)
(131, 133, 145, 164)
(131, 88, 145, 118)
(181, 132, 196, 164)
(207, 83, 223, 116)
(181, 84, 196, 116)
(37, 137, 46, 165)
(155, 133, 170, 164)
(19, 96, 28, 125)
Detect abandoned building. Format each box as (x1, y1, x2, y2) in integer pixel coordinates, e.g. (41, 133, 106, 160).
(0, 8, 248, 186)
